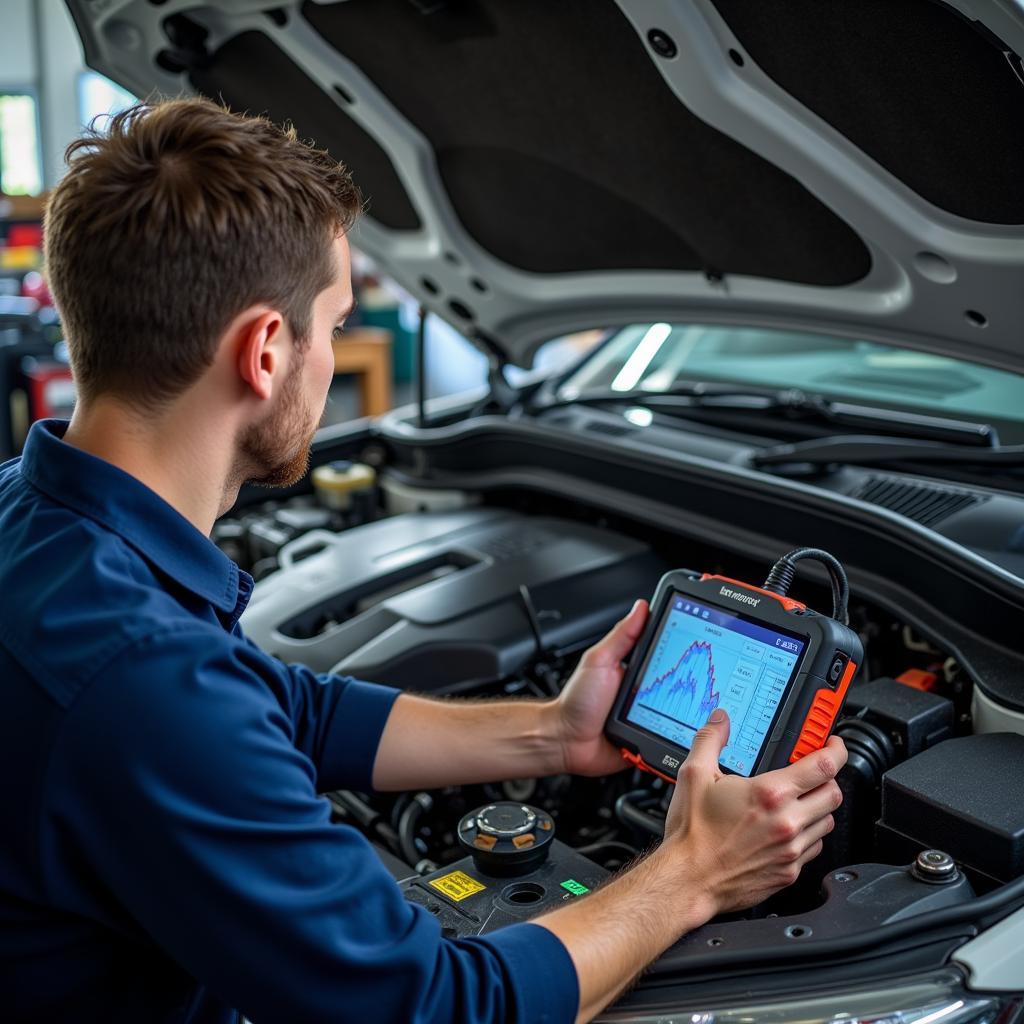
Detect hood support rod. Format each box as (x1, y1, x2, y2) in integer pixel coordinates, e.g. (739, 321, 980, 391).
(416, 305, 428, 428)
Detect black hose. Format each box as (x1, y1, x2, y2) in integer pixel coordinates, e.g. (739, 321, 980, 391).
(390, 792, 414, 832)
(328, 790, 401, 853)
(398, 792, 434, 868)
(763, 547, 850, 623)
(330, 789, 383, 829)
(575, 839, 640, 861)
(614, 789, 664, 837)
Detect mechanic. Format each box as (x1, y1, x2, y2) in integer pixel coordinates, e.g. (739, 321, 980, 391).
(0, 98, 846, 1024)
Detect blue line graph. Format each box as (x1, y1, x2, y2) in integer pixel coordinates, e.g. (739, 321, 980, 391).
(626, 597, 804, 775)
(635, 639, 721, 730)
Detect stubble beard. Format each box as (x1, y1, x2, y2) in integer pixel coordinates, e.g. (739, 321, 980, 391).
(238, 352, 319, 489)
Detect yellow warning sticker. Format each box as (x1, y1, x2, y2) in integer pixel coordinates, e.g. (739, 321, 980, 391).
(429, 870, 486, 902)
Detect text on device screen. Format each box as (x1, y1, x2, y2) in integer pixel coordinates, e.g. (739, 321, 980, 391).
(625, 595, 806, 776)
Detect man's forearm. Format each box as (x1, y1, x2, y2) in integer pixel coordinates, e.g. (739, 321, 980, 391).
(535, 847, 713, 1024)
(372, 693, 566, 791)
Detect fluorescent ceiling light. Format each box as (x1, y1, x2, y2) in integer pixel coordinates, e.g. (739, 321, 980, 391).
(611, 322, 672, 392)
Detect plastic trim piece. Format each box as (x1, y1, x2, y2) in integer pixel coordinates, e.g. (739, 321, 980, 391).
(953, 904, 1024, 992)
(972, 686, 1024, 739)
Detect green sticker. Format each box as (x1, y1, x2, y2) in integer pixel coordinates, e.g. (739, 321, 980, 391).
(560, 879, 590, 896)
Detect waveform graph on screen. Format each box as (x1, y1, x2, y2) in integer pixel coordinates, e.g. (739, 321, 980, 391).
(637, 638, 722, 730)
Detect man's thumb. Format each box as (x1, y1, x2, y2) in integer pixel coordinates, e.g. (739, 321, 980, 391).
(686, 708, 730, 769)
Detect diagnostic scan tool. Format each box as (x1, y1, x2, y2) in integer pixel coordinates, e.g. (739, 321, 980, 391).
(606, 548, 862, 779)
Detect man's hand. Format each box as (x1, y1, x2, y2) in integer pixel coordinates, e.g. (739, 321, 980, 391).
(371, 600, 649, 790)
(664, 710, 847, 912)
(537, 712, 846, 1023)
(553, 600, 648, 777)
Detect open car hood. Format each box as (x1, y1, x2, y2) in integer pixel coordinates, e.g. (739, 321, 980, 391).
(66, 0, 1024, 374)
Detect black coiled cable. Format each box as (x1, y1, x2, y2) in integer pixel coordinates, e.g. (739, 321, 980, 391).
(762, 547, 850, 623)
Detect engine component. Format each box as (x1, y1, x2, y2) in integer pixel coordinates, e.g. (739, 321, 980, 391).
(380, 475, 479, 514)
(249, 506, 335, 561)
(457, 802, 555, 876)
(398, 792, 436, 871)
(844, 677, 954, 759)
(614, 789, 665, 838)
(878, 733, 1024, 884)
(972, 685, 1024, 738)
(213, 500, 337, 577)
(241, 509, 667, 689)
(311, 460, 376, 525)
(402, 835, 607, 938)
(821, 717, 896, 871)
(912, 849, 959, 885)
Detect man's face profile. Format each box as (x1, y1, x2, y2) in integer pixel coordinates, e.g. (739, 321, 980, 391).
(239, 234, 351, 489)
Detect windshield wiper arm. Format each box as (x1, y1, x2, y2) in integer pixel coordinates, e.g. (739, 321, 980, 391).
(754, 434, 1024, 469)
(545, 384, 998, 447)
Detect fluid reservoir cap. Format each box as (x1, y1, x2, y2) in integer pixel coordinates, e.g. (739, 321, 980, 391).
(458, 802, 554, 877)
(311, 461, 376, 510)
(913, 849, 958, 884)
(476, 803, 537, 838)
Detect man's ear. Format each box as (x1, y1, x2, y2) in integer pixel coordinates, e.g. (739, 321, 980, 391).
(235, 309, 286, 401)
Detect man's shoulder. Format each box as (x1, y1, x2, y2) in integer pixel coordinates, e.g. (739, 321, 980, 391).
(0, 469, 203, 707)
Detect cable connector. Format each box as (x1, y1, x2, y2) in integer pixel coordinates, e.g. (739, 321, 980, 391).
(763, 547, 850, 623)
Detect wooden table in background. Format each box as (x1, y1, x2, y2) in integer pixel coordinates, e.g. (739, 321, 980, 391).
(331, 326, 393, 417)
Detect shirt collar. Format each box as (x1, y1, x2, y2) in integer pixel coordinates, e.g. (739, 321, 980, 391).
(20, 419, 246, 614)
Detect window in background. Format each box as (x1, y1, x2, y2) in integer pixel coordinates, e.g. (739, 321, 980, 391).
(0, 93, 43, 195)
(412, 311, 603, 399)
(77, 71, 136, 129)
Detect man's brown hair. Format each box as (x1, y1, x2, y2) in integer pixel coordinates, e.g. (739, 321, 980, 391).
(44, 97, 361, 405)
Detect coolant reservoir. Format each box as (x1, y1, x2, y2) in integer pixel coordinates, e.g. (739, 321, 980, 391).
(311, 461, 376, 515)
(972, 686, 1024, 737)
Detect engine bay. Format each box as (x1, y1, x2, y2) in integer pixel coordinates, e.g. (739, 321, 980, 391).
(221, 465, 1024, 958)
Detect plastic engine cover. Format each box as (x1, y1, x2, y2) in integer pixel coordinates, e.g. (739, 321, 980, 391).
(240, 509, 667, 690)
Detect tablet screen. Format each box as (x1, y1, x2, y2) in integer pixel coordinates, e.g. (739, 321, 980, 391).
(624, 594, 807, 776)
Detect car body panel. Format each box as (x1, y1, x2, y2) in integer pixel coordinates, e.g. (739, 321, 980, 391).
(64, 0, 1024, 373)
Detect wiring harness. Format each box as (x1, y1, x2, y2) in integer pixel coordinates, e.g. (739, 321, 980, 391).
(762, 546, 850, 623)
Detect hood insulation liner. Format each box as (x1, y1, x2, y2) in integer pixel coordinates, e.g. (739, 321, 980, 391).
(190, 0, 872, 284)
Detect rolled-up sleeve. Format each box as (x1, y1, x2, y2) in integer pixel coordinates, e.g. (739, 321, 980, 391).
(42, 626, 579, 1024)
(258, 644, 401, 792)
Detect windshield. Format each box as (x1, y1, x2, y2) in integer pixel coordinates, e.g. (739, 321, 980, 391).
(559, 323, 1024, 444)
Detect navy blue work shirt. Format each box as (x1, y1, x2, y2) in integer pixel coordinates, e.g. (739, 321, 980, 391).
(0, 420, 578, 1024)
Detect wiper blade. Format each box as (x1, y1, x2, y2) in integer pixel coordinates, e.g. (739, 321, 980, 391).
(546, 384, 998, 447)
(753, 434, 1024, 469)
(547, 381, 771, 409)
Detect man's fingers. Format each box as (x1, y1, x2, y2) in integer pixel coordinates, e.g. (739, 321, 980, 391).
(684, 708, 731, 772)
(773, 736, 848, 796)
(796, 838, 825, 869)
(796, 810, 835, 855)
(795, 777, 843, 824)
(582, 600, 649, 668)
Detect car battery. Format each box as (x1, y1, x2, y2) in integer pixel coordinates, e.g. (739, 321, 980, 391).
(400, 802, 607, 937)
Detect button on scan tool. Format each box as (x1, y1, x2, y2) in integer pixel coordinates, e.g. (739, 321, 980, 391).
(828, 651, 850, 688)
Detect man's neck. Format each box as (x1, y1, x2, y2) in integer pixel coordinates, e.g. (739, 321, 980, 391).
(63, 395, 241, 536)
